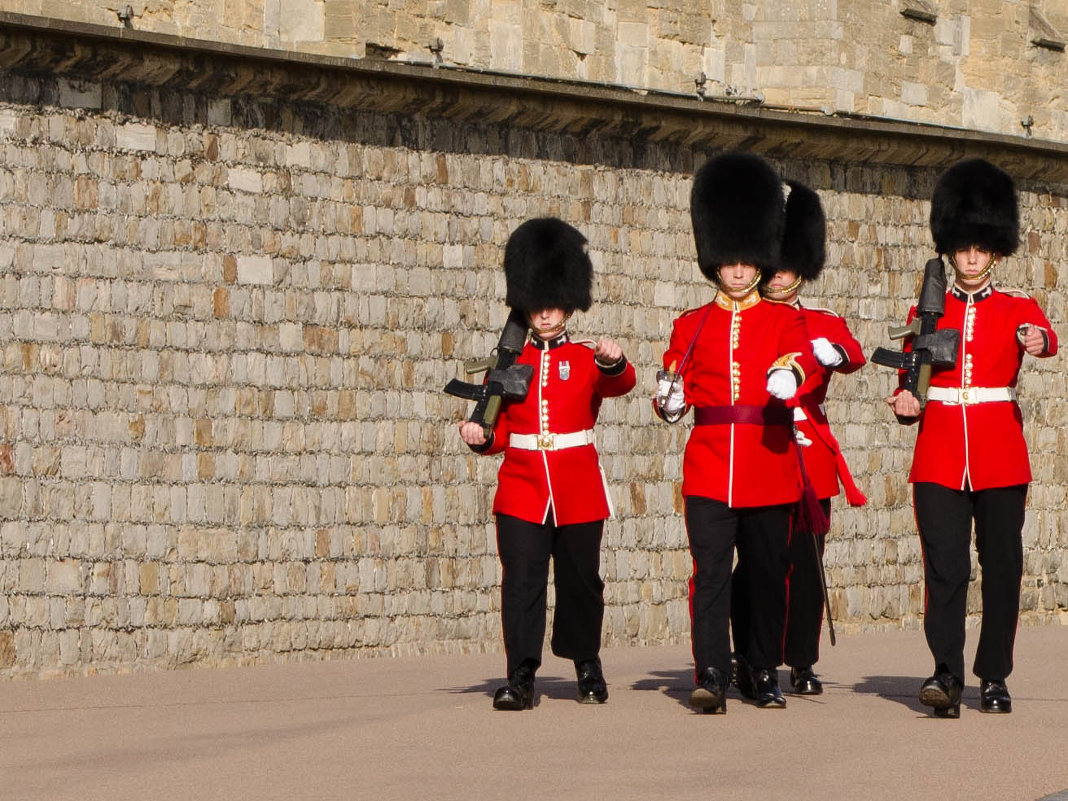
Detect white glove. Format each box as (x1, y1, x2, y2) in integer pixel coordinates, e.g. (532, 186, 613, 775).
(766, 369, 798, 400)
(812, 337, 844, 367)
(657, 375, 686, 415)
(795, 426, 813, 447)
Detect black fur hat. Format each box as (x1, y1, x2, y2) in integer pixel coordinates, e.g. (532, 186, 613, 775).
(504, 217, 593, 313)
(930, 158, 1019, 256)
(780, 180, 826, 281)
(691, 151, 784, 283)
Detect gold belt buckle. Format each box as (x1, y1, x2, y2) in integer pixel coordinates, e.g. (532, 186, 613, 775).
(959, 388, 970, 404)
(537, 433, 555, 450)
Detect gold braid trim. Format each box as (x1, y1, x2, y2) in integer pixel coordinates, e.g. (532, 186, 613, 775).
(767, 352, 806, 386)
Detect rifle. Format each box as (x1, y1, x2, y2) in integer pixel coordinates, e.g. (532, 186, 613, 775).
(871, 256, 960, 412)
(444, 309, 534, 435)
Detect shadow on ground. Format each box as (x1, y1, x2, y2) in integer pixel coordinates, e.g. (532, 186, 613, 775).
(853, 674, 936, 714)
(443, 674, 593, 705)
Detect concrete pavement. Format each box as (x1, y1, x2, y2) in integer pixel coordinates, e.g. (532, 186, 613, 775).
(2, 625, 1067, 801)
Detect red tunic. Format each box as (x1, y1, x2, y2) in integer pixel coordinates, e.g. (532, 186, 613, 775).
(904, 284, 1057, 490)
(795, 304, 866, 500)
(661, 291, 818, 508)
(481, 333, 636, 526)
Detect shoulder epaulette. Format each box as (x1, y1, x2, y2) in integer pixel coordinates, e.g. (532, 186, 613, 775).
(762, 297, 796, 308)
(999, 287, 1031, 299)
(678, 303, 713, 319)
(802, 305, 842, 318)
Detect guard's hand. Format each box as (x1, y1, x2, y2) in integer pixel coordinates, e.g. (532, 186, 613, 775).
(594, 338, 623, 365)
(1017, 324, 1046, 356)
(886, 390, 921, 418)
(657, 379, 686, 416)
(795, 426, 813, 447)
(812, 337, 844, 367)
(458, 421, 487, 446)
(766, 369, 798, 400)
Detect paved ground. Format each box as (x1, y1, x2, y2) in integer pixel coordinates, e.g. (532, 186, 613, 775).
(2, 625, 1067, 801)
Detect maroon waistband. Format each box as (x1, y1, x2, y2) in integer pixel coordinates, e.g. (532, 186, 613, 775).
(693, 405, 793, 427)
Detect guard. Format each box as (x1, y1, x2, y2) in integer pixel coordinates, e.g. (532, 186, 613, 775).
(655, 152, 818, 713)
(457, 217, 636, 710)
(752, 179, 867, 696)
(885, 159, 1058, 717)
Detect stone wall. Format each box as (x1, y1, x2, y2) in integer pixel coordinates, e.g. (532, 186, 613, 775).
(0, 1, 1065, 140)
(0, 16, 1066, 677)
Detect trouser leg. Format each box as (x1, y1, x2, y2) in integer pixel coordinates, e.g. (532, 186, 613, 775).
(496, 513, 552, 676)
(735, 504, 792, 671)
(784, 500, 832, 668)
(973, 485, 1027, 681)
(549, 519, 606, 662)
(685, 496, 738, 680)
(730, 553, 750, 660)
(914, 483, 973, 680)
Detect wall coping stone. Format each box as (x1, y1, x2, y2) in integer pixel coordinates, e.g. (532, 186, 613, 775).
(2, 11, 1068, 181)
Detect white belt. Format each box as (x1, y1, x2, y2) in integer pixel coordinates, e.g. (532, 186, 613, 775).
(509, 430, 595, 451)
(926, 386, 1017, 405)
(793, 403, 826, 422)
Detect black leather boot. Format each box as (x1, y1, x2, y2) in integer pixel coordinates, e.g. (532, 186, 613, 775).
(752, 668, 787, 708)
(575, 658, 608, 704)
(731, 653, 757, 700)
(919, 667, 963, 718)
(979, 679, 1011, 714)
(492, 663, 535, 710)
(689, 667, 728, 714)
(789, 666, 823, 695)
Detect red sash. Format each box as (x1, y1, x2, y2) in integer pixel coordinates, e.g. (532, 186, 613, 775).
(799, 406, 867, 507)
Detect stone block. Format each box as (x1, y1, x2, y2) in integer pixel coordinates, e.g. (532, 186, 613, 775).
(236, 255, 274, 285)
(58, 79, 102, 110)
(227, 167, 264, 194)
(116, 123, 159, 153)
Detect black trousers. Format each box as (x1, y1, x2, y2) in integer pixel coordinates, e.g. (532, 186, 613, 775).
(686, 496, 791, 679)
(913, 482, 1027, 682)
(782, 499, 832, 669)
(496, 513, 605, 676)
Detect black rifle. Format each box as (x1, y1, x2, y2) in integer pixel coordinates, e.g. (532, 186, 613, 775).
(871, 256, 960, 412)
(444, 309, 534, 435)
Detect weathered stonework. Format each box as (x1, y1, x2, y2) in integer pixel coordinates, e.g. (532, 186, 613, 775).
(0, 15, 1065, 678)
(0, 2, 1065, 141)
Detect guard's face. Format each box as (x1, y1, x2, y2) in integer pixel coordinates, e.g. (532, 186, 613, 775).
(717, 262, 760, 299)
(764, 269, 800, 299)
(952, 246, 996, 289)
(528, 308, 569, 339)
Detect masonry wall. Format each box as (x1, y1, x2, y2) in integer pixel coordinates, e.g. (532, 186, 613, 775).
(0, 19, 1066, 677)
(1, 1, 1066, 140)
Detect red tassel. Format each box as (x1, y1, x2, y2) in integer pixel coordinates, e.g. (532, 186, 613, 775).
(793, 440, 830, 535)
(797, 480, 830, 536)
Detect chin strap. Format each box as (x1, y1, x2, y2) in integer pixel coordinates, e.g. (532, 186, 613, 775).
(530, 311, 572, 339)
(954, 257, 998, 287)
(763, 274, 803, 298)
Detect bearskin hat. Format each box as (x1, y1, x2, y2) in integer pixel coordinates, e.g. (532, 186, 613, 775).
(930, 158, 1019, 256)
(503, 217, 592, 313)
(691, 151, 784, 283)
(780, 180, 826, 281)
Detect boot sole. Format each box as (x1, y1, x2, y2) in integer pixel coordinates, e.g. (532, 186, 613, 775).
(492, 699, 533, 711)
(919, 685, 960, 718)
(576, 692, 608, 705)
(756, 697, 787, 709)
(493, 692, 534, 711)
(689, 687, 726, 713)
